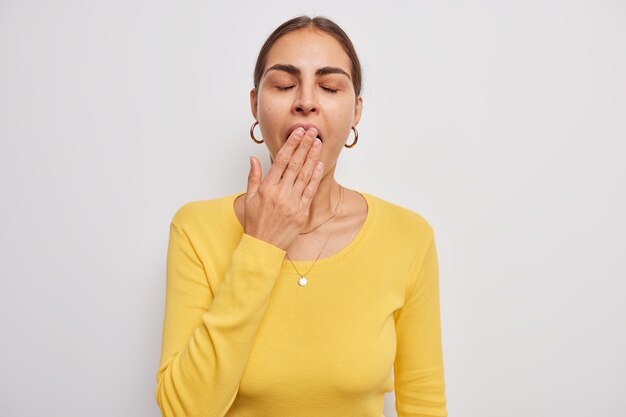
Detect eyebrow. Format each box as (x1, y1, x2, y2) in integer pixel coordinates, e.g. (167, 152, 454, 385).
(264, 64, 351, 80)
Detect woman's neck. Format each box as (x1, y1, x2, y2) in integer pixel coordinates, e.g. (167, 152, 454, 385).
(302, 175, 342, 231)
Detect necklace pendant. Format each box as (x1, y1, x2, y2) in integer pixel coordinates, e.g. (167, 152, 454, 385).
(298, 276, 308, 287)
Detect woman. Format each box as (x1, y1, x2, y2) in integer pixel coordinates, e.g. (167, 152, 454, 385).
(155, 15, 448, 417)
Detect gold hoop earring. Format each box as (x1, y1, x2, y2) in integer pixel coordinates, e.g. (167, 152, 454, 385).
(250, 121, 264, 144)
(344, 126, 358, 148)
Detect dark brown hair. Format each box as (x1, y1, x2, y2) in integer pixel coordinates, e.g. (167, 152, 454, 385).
(253, 15, 363, 103)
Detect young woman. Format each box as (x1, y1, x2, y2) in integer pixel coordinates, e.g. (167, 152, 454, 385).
(156, 15, 448, 417)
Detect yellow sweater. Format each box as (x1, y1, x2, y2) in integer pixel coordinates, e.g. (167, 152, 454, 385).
(155, 190, 448, 417)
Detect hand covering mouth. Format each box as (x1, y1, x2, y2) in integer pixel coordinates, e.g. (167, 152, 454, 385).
(286, 124, 323, 142)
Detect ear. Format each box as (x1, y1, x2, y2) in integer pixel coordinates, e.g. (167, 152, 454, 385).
(250, 88, 258, 120)
(352, 95, 363, 127)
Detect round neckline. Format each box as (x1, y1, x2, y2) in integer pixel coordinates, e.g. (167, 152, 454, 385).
(223, 188, 377, 269)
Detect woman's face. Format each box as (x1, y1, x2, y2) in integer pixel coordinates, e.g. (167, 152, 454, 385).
(250, 28, 363, 169)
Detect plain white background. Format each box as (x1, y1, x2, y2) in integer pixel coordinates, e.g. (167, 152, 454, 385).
(1, 1, 624, 416)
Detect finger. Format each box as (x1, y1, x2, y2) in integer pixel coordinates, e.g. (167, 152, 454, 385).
(265, 127, 306, 185)
(292, 136, 322, 198)
(247, 156, 261, 197)
(277, 127, 318, 189)
(301, 160, 324, 207)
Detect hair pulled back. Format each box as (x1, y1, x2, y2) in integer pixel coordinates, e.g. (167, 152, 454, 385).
(253, 15, 363, 102)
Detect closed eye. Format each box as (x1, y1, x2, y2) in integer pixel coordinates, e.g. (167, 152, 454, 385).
(276, 85, 338, 94)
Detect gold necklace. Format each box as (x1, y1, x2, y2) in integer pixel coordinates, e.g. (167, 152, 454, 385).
(286, 184, 344, 287)
(298, 183, 343, 235)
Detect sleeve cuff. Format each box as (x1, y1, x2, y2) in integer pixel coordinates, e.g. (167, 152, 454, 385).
(235, 233, 287, 266)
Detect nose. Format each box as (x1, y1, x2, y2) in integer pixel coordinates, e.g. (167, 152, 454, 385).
(292, 83, 318, 115)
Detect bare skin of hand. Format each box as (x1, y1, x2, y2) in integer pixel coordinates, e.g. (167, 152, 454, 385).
(244, 126, 324, 251)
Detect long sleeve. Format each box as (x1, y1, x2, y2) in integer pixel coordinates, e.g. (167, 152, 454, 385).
(393, 235, 448, 417)
(155, 220, 286, 417)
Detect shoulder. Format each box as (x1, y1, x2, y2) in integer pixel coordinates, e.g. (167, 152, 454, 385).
(169, 193, 235, 231)
(364, 191, 435, 243)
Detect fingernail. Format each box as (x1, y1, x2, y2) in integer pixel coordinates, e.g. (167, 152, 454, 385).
(294, 128, 305, 139)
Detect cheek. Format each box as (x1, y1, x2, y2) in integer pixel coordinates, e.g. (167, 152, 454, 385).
(332, 99, 355, 121)
(257, 106, 278, 131)
(258, 104, 272, 117)
(258, 96, 289, 122)
(258, 108, 282, 149)
(336, 110, 354, 128)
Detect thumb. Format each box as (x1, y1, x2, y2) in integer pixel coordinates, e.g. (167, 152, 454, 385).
(247, 156, 261, 196)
